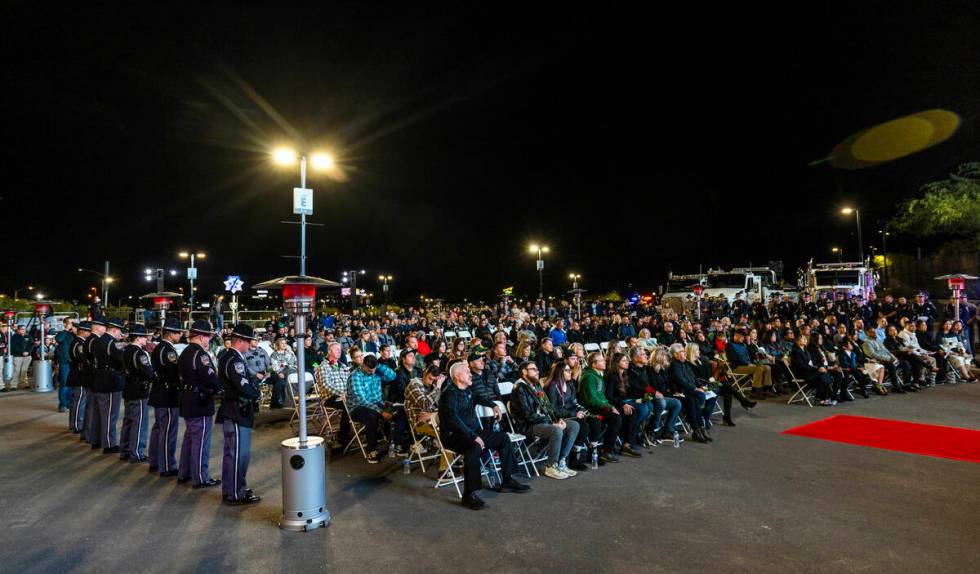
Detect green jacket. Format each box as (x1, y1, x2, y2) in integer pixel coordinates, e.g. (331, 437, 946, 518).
(577, 367, 611, 412)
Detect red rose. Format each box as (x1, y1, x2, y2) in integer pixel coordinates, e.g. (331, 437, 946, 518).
(536, 391, 544, 398)
(645, 385, 654, 394)
(597, 415, 604, 421)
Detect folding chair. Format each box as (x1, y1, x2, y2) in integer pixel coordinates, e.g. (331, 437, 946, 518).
(719, 358, 753, 396)
(584, 343, 601, 354)
(599, 342, 609, 351)
(405, 416, 442, 473)
(339, 396, 381, 460)
(444, 331, 457, 340)
(783, 356, 815, 407)
(457, 330, 472, 340)
(285, 371, 318, 431)
(310, 376, 343, 439)
(429, 415, 464, 499)
(495, 400, 545, 478)
(472, 405, 509, 487)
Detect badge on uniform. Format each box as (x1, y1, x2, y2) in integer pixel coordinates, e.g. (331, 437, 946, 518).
(200, 355, 211, 366)
(115, 342, 128, 350)
(140, 354, 151, 366)
(234, 362, 245, 374)
(167, 351, 177, 362)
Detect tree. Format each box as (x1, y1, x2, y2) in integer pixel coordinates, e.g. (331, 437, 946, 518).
(595, 290, 623, 302)
(889, 162, 980, 253)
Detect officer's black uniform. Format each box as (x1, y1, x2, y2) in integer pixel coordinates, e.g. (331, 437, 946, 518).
(82, 323, 102, 445)
(217, 326, 262, 505)
(121, 333, 154, 462)
(177, 320, 222, 489)
(149, 325, 182, 476)
(91, 320, 126, 453)
(67, 325, 91, 436)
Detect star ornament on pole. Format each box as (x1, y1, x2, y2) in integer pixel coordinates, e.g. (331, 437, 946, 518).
(224, 275, 244, 294)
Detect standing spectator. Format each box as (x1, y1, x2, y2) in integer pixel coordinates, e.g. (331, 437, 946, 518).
(210, 296, 224, 332)
(10, 325, 33, 390)
(88, 296, 104, 321)
(55, 318, 75, 411)
(244, 337, 270, 395)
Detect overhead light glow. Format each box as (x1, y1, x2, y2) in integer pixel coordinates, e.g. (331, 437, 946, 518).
(273, 147, 297, 165)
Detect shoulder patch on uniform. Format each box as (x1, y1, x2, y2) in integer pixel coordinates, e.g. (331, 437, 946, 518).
(139, 354, 150, 366)
(234, 362, 245, 374)
(200, 355, 211, 366)
(167, 351, 177, 362)
(115, 342, 128, 350)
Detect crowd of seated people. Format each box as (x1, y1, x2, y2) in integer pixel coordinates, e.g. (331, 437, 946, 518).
(289, 288, 978, 509)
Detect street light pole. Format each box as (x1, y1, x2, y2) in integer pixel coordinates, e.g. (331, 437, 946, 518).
(842, 207, 864, 263)
(379, 275, 392, 316)
(529, 244, 550, 301)
(14, 285, 34, 301)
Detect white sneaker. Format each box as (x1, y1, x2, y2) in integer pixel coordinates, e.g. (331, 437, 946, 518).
(558, 461, 577, 477)
(544, 465, 568, 480)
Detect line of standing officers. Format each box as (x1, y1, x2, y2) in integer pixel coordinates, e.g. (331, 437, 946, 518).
(64, 317, 262, 506)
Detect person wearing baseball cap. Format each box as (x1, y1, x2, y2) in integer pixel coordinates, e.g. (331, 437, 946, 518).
(177, 319, 222, 489)
(217, 324, 261, 505)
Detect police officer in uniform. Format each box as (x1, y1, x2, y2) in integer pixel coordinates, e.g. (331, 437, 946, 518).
(177, 320, 222, 489)
(149, 318, 182, 477)
(92, 318, 127, 454)
(217, 324, 262, 505)
(68, 321, 92, 436)
(121, 324, 155, 463)
(911, 291, 939, 332)
(82, 318, 106, 446)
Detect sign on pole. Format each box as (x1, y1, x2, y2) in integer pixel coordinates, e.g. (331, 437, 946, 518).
(224, 275, 244, 294)
(187, 267, 198, 280)
(293, 187, 313, 215)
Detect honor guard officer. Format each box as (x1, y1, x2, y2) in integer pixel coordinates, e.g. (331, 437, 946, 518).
(217, 324, 262, 506)
(67, 321, 92, 436)
(92, 318, 127, 454)
(121, 325, 155, 463)
(911, 292, 939, 332)
(177, 320, 222, 489)
(149, 318, 183, 477)
(83, 318, 106, 446)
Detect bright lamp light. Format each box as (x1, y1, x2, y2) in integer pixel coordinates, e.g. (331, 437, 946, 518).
(273, 147, 297, 165)
(841, 207, 854, 214)
(311, 152, 334, 170)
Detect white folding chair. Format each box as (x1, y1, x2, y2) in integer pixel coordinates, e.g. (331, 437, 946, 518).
(286, 371, 317, 430)
(784, 356, 815, 407)
(310, 376, 343, 439)
(584, 343, 601, 354)
(599, 342, 609, 351)
(405, 413, 442, 474)
(500, 400, 548, 477)
(497, 381, 514, 397)
(458, 330, 472, 340)
(473, 405, 505, 487)
(444, 331, 457, 340)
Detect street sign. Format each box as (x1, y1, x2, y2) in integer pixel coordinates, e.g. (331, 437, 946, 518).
(341, 287, 351, 297)
(293, 187, 313, 215)
(224, 275, 244, 293)
(187, 267, 197, 280)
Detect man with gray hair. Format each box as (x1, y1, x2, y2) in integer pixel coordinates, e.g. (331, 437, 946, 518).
(438, 361, 530, 510)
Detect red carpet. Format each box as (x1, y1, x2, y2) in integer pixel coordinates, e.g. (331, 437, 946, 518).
(782, 415, 980, 463)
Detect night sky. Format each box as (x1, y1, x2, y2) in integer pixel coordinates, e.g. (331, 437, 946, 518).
(4, 4, 978, 306)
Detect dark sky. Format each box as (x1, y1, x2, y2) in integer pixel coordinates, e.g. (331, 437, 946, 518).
(3, 4, 978, 306)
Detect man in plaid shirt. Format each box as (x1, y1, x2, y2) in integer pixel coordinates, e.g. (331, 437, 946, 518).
(404, 365, 446, 433)
(347, 354, 396, 463)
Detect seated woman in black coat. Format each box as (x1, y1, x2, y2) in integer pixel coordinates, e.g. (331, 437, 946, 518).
(790, 334, 835, 406)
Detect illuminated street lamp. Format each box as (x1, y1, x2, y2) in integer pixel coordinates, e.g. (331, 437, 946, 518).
(568, 273, 585, 320)
(831, 247, 843, 263)
(841, 207, 864, 263)
(378, 274, 393, 315)
(529, 244, 550, 300)
(178, 251, 206, 310)
(272, 146, 335, 276)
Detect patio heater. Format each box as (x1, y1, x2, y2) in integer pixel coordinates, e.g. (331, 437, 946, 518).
(253, 274, 340, 532)
(32, 301, 54, 392)
(3, 310, 15, 381)
(934, 274, 977, 323)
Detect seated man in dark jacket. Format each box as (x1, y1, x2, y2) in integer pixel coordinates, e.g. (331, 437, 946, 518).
(438, 362, 530, 510)
(915, 320, 949, 382)
(510, 362, 580, 480)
